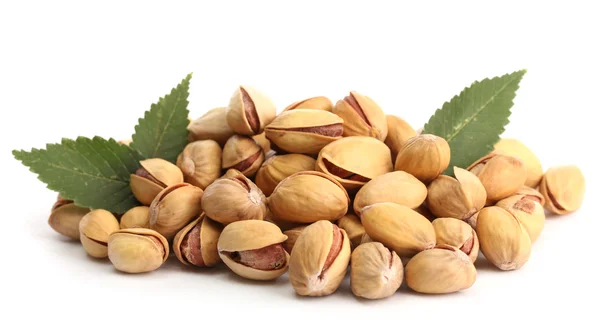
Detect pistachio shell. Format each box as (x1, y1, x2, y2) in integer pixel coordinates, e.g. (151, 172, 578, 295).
(79, 209, 120, 258)
(476, 206, 532, 270)
(187, 107, 235, 145)
(222, 135, 265, 177)
(494, 138, 543, 188)
(350, 242, 403, 299)
(354, 171, 427, 215)
(119, 206, 150, 229)
(283, 96, 333, 112)
(337, 213, 366, 249)
(332, 91, 388, 141)
(130, 158, 184, 205)
(289, 220, 351, 296)
(361, 202, 436, 257)
(149, 183, 204, 239)
(316, 136, 393, 192)
(514, 186, 545, 206)
(394, 134, 450, 184)
(255, 154, 316, 196)
(48, 202, 90, 240)
(384, 115, 417, 162)
(497, 195, 545, 243)
(431, 218, 479, 263)
(108, 228, 169, 274)
(252, 132, 271, 154)
(265, 109, 344, 154)
(176, 140, 222, 189)
(226, 85, 276, 136)
(539, 165, 585, 215)
(467, 153, 526, 204)
(282, 226, 307, 254)
(405, 245, 476, 294)
(173, 214, 223, 267)
(267, 171, 349, 223)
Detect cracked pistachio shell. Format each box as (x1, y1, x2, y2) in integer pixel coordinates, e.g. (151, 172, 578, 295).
(494, 138, 543, 188)
(79, 209, 120, 258)
(337, 213, 366, 249)
(265, 109, 344, 155)
(119, 206, 150, 229)
(332, 91, 388, 141)
(384, 115, 417, 162)
(539, 165, 585, 215)
(426, 167, 486, 226)
(283, 96, 333, 112)
(354, 171, 427, 215)
(432, 218, 479, 263)
(283, 226, 307, 254)
(316, 136, 393, 192)
(48, 200, 90, 240)
(467, 153, 526, 204)
(176, 140, 222, 189)
(149, 183, 204, 239)
(267, 171, 349, 223)
(202, 173, 267, 225)
(361, 202, 436, 257)
(514, 186, 545, 206)
(351, 242, 403, 299)
(108, 228, 169, 274)
(222, 135, 265, 177)
(187, 107, 235, 145)
(218, 220, 289, 280)
(255, 154, 316, 196)
(497, 195, 545, 243)
(130, 158, 184, 206)
(405, 245, 476, 294)
(289, 220, 351, 296)
(476, 206, 531, 271)
(173, 214, 223, 267)
(226, 85, 276, 136)
(394, 134, 450, 184)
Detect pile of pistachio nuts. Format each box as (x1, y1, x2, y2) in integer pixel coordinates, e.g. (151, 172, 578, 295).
(48, 86, 586, 299)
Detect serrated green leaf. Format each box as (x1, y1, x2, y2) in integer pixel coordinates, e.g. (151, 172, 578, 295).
(131, 73, 192, 163)
(423, 70, 526, 176)
(13, 137, 143, 213)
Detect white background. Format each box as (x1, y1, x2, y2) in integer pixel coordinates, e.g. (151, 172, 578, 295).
(1, 1, 598, 333)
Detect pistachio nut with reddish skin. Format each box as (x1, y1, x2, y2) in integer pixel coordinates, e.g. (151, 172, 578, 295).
(130, 158, 184, 206)
(431, 218, 480, 263)
(289, 220, 351, 296)
(283, 96, 333, 112)
(187, 107, 235, 145)
(149, 183, 204, 239)
(226, 85, 276, 136)
(222, 135, 265, 178)
(217, 220, 289, 280)
(265, 109, 344, 155)
(332, 91, 388, 141)
(539, 165, 586, 215)
(173, 214, 223, 267)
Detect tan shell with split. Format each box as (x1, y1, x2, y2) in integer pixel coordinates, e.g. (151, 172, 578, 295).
(496, 195, 545, 243)
(173, 214, 223, 267)
(350, 242, 403, 299)
(48, 200, 90, 240)
(222, 135, 265, 177)
(79, 209, 120, 258)
(432, 218, 479, 263)
(226, 85, 276, 136)
(467, 153, 526, 204)
(539, 165, 586, 215)
(177, 140, 222, 189)
(494, 138, 543, 188)
(332, 91, 388, 141)
(255, 154, 316, 196)
(354, 171, 427, 215)
(108, 228, 169, 274)
(149, 183, 204, 239)
(187, 107, 235, 145)
(130, 158, 184, 206)
(394, 134, 450, 184)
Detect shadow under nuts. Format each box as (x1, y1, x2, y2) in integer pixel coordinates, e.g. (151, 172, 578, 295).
(468, 153, 526, 204)
(283, 96, 333, 112)
(267, 171, 349, 223)
(130, 158, 184, 206)
(226, 85, 276, 136)
(149, 183, 204, 239)
(108, 228, 169, 274)
(173, 214, 223, 267)
(432, 218, 479, 263)
(217, 220, 289, 280)
(49, 199, 90, 240)
(222, 135, 265, 178)
(177, 140, 222, 189)
(187, 107, 235, 145)
(202, 174, 267, 225)
(351, 242, 403, 300)
(79, 209, 120, 258)
(289, 220, 351, 296)
(255, 154, 316, 196)
(354, 171, 427, 216)
(332, 91, 388, 141)
(539, 165, 585, 215)
(394, 134, 450, 184)
(496, 194, 545, 243)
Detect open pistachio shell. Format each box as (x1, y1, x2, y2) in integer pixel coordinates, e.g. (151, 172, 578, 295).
(255, 154, 316, 196)
(226, 85, 276, 136)
(496, 195, 545, 243)
(514, 186, 545, 206)
(283, 96, 333, 112)
(149, 183, 204, 239)
(130, 158, 184, 205)
(108, 228, 169, 274)
(539, 165, 585, 215)
(187, 107, 235, 145)
(173, 214, 223, 267)
(48, 201, 90, 240)
(332, 91, 388, 141)
(432, 218, 479, 263)
(79, 209, 120, 258)
(222, 135, 265, 177)
(494, 138, 543, 188)
(467, 153, 526, 205)
(354, 171, 427, 215)
(176, 140, 222, 189)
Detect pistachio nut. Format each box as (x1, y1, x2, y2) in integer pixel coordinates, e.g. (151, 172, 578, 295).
(350, 242, 403, 300)
(394, 134, 450, 184)
(119, 206, 150, 229)
(48, 199, 90, 240)
(226, 85, 276, 136)
(202, 173, 267, 225)
(494, 138, 543, 188)
(265, 109, 343, 155)
(255, 154, 316, 196)
(425, 167, 486, 225)
(467, 153, 526, 204)
(130, 158, 184, 206)
(187, 107, 235, 145)
(496, 195, 545, 243)
(222, 135, 265, 177)
(282, 226, 307, 254)
(476, 206, 532, 270)
(316, 136, 393, 192)
(361, 202, 436, 257)
(149, 183, 204, 239)
(79, 209, 120, 258)
(176, 140, 222, 189)
(267, 171, 349, 223)
(108, 228, 169, 273)
(218, 220, 289, 280)
(283, 96, 333, 112)
(405, 245, 477, 294)
(337, 213, 366, 249)
(354, 171, 427, 215)
(431, 218, 479, 263)
(289, 220, 351, 296)
(384, 115, 417, 162)
(252, 132, 271, 155)
(514, 186, 545, 206)
(539, 165, 586, 215)
(332, 91, 388, 141)
(173, 214, 223, 267)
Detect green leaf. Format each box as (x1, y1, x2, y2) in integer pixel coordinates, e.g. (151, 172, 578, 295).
(131, 73, 192, 163)
(423, 69, 526, 176)
(13, 137, 143, 213)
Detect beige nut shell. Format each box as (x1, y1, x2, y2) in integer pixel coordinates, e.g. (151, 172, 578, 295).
(48, 202, 90, 240)
(222, 135, 265, 177)
(177, 140, 222, 189)
(539, 165, 585, 215)
(119, 206, 150, 229)
(494, 138, 543, 188)
(354, 171, 427, 215)
(394, 134, 450, 184)
(149, 183, 204, 239)
(332, 91, 388, 141)
(108, 228, 169, 274)
(337, 213, 366, 249)
(283, 96, 333, 112)
(79, 209, 120, 258)
(173, 214, 223, 267)
(255, 154, 316, 196)
(350, 242, 403, 299)
(496, 195, 545, 243)
(187, 107, 235, 145)
(384, 115, 417, 162)
(130, 158, 184, 206)
(432, 218, 479, 263)
(226, 85, 276, 136)
(467, 153, 526, 204)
